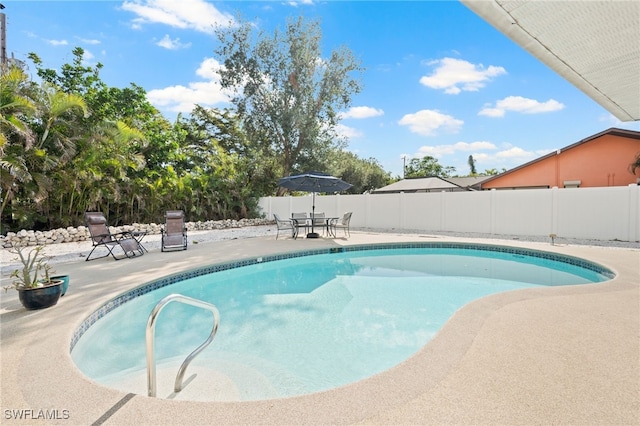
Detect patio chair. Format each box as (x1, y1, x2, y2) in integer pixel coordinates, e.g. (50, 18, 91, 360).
(311, 212, 327, 236)
(329, 212, 353, 238)
(84, 212, 144, 261)
(161, 210, 188, 252)
(291, 212, 309, 236)
(274, 214, 296, 239)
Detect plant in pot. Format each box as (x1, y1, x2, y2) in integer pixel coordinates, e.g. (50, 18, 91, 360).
(4, 245, 64, 310)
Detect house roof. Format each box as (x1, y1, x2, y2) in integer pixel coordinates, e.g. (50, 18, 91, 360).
(461, 0, 640, 122)
(480, 127, 640, 185)
(446, 176, 493, 189)
(372, 176, 462, 193)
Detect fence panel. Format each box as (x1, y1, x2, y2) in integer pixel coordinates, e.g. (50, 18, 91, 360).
(556, 187, 630, 240)
(258, 185, 640, 242)
(442, 191, 492, 233)
(492, 189, 553, 236)
(402, 193, 443, 231)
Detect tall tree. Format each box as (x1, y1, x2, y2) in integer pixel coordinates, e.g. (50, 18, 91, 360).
(467, 154, 477, 175)
(215, 16, 363, 192)
(328, 150, 391, 194)
(482, 168, 506, 176)
(404, 156, 456, 178)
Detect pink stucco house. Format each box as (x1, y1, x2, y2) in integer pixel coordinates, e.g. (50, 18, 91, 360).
(481, 128, 640, 190)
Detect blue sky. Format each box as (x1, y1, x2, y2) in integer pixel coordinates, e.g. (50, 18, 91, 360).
(4, 0, 639, 177)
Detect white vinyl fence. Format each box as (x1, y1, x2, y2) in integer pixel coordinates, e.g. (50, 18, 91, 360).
(258, 184, 640, 242)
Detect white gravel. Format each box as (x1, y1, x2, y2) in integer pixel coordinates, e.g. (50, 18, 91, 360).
(2, 225, 637, 279)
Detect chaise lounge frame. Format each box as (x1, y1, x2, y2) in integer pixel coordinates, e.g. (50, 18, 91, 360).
(84, 212, 144, 261)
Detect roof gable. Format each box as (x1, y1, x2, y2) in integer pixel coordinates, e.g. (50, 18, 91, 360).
(373, 176, 462, 193)
(481, 128, 640, 185)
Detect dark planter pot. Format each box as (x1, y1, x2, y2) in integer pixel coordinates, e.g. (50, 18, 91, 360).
(17, 281, 63, 310)
(50, 275, 69, 296)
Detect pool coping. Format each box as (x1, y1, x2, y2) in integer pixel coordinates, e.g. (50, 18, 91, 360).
(1, 232, 638, 425)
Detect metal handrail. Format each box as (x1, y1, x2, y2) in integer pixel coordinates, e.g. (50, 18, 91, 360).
(146, 294, 220, 397)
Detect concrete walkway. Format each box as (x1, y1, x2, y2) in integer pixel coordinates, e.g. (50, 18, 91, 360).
(1, 231, 638, 425)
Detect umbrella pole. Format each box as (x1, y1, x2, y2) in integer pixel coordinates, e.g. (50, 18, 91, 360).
(307, 192, 319, 238)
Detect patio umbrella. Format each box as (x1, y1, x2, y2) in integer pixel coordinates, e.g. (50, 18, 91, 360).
(278, 172, 352, 238)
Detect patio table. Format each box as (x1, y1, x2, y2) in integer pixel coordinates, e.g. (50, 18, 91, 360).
(290, 218, 309, 239)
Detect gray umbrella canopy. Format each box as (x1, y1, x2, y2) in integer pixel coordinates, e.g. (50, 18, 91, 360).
(278, 172, 352, 237)
(278, 172, 352, 193)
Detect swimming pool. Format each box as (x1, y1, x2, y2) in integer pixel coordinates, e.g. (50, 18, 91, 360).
(71, 243, 613, 401)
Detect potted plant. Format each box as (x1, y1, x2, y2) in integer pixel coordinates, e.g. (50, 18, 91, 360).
(4, 245, 63, 310)
(50, 274, 69, 296)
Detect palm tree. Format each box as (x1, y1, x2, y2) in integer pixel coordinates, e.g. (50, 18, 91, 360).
(0, 66, 88, 226)
(0, 67, 37, 220)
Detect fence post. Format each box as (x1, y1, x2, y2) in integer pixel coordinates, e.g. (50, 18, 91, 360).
(490, 189, 496, 235)
(629, 184, 639, 242)
(440, 191, 446, 231)
(399, 192, 405, 231)
(551, 186, 559, 235)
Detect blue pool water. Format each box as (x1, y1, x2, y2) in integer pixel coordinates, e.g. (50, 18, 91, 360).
(71, 244, 612, 401)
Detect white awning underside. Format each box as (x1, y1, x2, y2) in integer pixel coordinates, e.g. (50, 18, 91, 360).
(461, 0, 640, 122)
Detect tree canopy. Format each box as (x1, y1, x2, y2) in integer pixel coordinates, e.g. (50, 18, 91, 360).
(0, 34, 390, 232)
(215, 16, 364, 192)
(404, 156, 456, 179)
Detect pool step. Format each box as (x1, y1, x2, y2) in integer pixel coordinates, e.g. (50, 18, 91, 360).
(101, 356, 306, 401)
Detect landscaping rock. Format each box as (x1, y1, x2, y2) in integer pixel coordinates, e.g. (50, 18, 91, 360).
(0, 218, 273, 249)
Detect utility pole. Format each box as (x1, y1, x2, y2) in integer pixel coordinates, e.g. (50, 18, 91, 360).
(0, 3, 6, 71)
(402, 155, 407, 179)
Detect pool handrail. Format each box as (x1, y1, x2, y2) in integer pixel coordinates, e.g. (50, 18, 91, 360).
(146, 293, 220, 398)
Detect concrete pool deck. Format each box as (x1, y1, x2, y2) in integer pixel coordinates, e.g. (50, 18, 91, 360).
(1, 230, 638, 425)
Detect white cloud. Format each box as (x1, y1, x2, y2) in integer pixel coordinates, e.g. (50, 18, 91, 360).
(46, 39, 68, 46)
(416, 141, 497, 157)
(156, 34, 191, 50)
(398, 109, 463, 136)
(195, 57, 222, 80)
(465, 146, 539, 170)
(122, 0, 234, 34)
(496, 147, 534, 159)
(335, 123, 363, 139)
(147, 57, 230, 113)
(341, 106, 384, 119)
(419, 57, 506, 94)
(287, 0, 314, 6)
(82, 49, 95, 62)
(79, 38, 101, 45)
(479, 96, 565, 117)
(457, 145, 541, 172)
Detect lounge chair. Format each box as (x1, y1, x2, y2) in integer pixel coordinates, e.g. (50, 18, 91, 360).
(274, 214, 296, 239)
(161, 210, 188, 252)
(84, 212, 144, 261)
(329, 212, 353, 238)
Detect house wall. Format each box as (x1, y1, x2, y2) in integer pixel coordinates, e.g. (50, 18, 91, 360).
(482, 133, 640, 189)
(258, 184, 640, 242)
